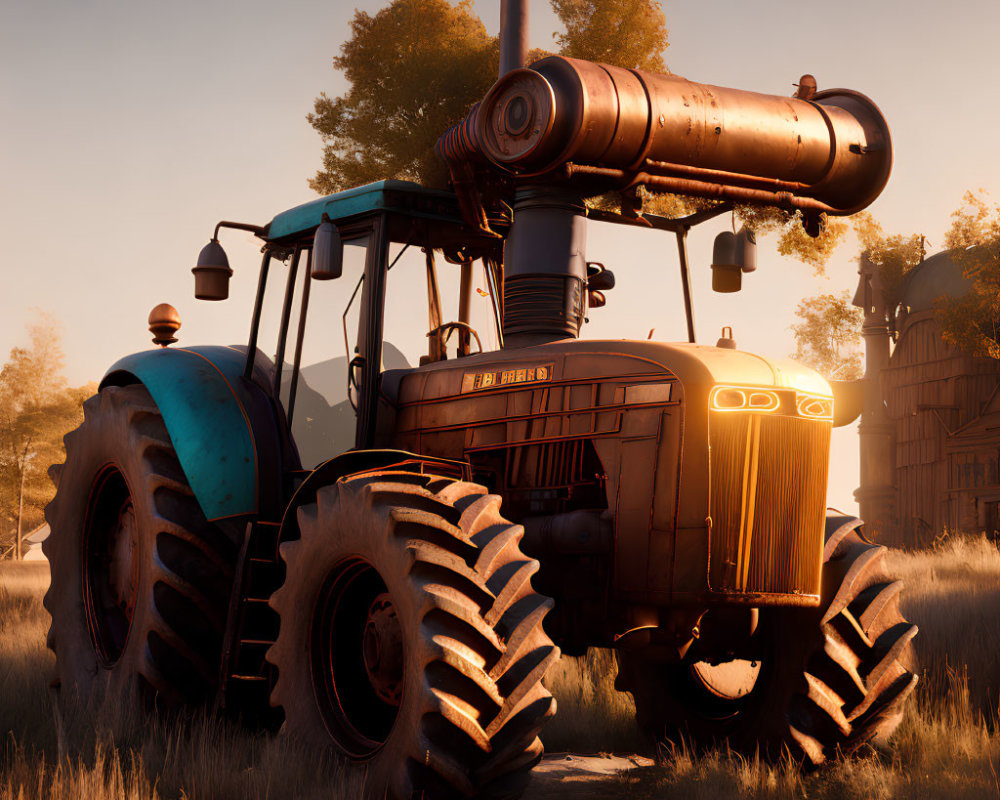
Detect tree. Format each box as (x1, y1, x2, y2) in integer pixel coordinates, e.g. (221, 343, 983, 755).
(839, 192, 1000, 360)
(551, 0, 667, 72)
(935, 190, 1000, 358)
(788, 192, 1000, 381)
(308, 0, 670, 194)
(788, 213, 925, 379)
(790, 290, 864, 379)
(852, 211, 925, 334)
(310, 0, 858, 272)
(0, 312, 93, 558)
(743, 206, 849, 276)
(308, 0, 498, 194)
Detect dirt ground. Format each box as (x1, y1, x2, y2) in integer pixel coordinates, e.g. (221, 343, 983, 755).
(524, 755, 655, 799)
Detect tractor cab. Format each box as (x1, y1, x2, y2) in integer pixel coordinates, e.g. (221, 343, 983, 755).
(214, 180, 509, 466)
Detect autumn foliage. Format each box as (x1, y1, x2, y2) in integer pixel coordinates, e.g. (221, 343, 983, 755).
(308, 0, 671, 195)
(935, 191, 1000, 358)
(790, 290, 864, 380)
(0, 313, 93, 558)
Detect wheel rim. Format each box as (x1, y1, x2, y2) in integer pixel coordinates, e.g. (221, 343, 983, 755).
(311, 557, 403, 758)
(659, 658, 764, 725)
(690, 660, 761, 703)
(82, 465, 139, 666)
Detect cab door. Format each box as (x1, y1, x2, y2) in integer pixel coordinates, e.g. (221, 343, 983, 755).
(259, 216, 388, 467)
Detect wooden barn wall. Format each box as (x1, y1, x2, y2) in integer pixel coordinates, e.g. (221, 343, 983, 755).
(880, 311, 1000, 547)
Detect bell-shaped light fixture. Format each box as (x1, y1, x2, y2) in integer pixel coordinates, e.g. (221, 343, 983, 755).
(711, 231, 742, 293)
(312, 216, 343, 280)
(192, 239, 233, 300)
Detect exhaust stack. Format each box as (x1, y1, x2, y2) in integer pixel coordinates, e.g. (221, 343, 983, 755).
(499, 0, 528, 76)
(439, 7, 893, 348)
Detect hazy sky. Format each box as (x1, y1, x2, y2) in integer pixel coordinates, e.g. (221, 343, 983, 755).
(3, 0, 1000, 511)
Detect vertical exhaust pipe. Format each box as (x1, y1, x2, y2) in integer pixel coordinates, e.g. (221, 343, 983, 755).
(499, 0, 589, 348)
(499, 0, 529, 76)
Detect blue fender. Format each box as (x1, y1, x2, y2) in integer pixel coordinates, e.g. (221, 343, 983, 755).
(101, 346, 261, 522)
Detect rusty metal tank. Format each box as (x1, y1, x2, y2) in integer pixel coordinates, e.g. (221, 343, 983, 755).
(470, 56, 891, 215)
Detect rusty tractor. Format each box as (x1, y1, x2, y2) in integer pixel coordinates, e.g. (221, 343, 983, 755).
(44, 2, 917, 797)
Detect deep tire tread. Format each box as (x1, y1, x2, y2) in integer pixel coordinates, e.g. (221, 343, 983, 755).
(268, 471, 556, 799)
(785, 519, 918, 762)
(43, 384, 236, 708)
(617, 512, 917, 766)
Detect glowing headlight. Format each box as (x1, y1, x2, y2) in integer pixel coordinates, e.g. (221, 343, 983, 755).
(710, 386, 780, 412)
(796, 394, 833, 420)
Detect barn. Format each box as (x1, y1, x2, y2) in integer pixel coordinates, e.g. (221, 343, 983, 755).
(856, 248, 1000, 547)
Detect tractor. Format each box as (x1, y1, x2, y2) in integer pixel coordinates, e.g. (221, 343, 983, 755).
(43, 2, 918, 797)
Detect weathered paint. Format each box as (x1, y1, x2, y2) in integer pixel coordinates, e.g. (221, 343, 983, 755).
(101, 346, 257, 521)
(266, 180, 463, 240)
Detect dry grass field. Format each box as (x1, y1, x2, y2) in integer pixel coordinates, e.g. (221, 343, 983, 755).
(4, 534, 1000, 798)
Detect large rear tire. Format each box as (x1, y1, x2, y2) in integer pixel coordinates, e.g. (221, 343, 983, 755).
(43, 385, 238, 707)
(266, 471, 558, 799)
(615, 513, 918, 764)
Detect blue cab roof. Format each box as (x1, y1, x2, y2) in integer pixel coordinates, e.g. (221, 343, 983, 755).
(265, 180, 464, 241)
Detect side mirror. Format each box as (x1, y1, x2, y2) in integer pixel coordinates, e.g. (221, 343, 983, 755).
(312, 216, 343, 280)
(192, 239, 233, 301)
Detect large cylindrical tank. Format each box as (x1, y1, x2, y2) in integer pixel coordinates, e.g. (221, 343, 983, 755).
(475, 56, 891, 215)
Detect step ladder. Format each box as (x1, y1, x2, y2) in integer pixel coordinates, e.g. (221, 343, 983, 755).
(218, 519, 284, 726)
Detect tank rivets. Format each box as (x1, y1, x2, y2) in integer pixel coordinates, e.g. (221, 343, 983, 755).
(148, 303, 181, 347)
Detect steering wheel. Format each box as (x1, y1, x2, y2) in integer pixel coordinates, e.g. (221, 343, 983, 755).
(427, 322, 483, 357)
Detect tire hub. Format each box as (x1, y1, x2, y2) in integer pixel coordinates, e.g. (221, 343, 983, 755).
(691, 659, 761, 701)
(362, 594, 403, 706)
(109, 501, 139, 619)
(312, 558, 403, 758)
(83, 466, 139, 666)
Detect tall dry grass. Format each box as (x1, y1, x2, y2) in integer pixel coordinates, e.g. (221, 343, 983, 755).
(0, 562, 360, 800)
(542, 647, 643, 754)
(885, 534, 1000, 718)
(596, 533, 1000, 798)
(5, 535, 1000, 798)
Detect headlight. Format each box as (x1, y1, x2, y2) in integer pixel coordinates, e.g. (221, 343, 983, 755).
(710, 386, 780, 412)
(796, 394, 833, 420)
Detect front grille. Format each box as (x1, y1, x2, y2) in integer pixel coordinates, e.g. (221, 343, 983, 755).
(709, 412, 829, 596)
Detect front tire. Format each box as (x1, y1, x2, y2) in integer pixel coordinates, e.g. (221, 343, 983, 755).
(43, 384, 238, 707)
(266, 471, 558, 799)
(616, 513, 919, 764)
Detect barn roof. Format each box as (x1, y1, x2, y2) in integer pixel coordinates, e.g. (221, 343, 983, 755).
(899, 248, 972, 312)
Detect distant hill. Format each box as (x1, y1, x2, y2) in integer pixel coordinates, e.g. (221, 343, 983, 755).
(280, 342, 411, 467)
(293, 341, 410, 404)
